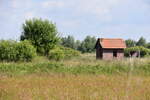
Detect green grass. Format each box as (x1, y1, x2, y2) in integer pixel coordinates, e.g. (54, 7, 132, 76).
(0, 54, 150, 76)
(0, 53, 150, 100)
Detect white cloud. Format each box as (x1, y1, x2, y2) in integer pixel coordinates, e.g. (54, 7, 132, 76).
(74, 0, 122, 17)
(42, 1, 65, 8)
(11, 0, 34, 9)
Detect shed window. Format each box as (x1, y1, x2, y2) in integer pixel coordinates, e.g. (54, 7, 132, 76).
(113, 51, 117, 57)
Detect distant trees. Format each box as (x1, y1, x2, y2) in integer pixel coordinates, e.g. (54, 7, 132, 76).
(61, 35, 76, 49)
(146, 43, 150, 49)
(61, 35, 96, 53)
(136, 37, 146, 46)
(20, 18, 59, 55)
(78, 36, 96, 53)
(125, 37, 149, 48)
(125, 39, 136, 47)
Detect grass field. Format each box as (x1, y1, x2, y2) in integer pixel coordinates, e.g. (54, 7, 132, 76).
(0, 54, 150, 100)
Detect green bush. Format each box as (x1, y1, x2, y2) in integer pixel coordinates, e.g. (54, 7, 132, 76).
(48, 47, 64, 61)
(0, 40, 17, 61)
(15, 40, 36, 61)
(125, 46, 150, 57)
(59, 46, 81, 59)
(48, 46, 81, 61)
(0, 40, 36, 62)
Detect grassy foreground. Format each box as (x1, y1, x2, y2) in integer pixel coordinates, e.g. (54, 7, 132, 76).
(0, 74, 150, 100)
(0, 54, 150, 100)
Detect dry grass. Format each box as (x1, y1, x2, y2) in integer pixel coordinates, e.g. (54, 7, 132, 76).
(0, 53, 150, 100)
(0, 74, 150, 100)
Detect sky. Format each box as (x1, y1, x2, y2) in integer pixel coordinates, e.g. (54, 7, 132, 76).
(0, 0, 150, 41)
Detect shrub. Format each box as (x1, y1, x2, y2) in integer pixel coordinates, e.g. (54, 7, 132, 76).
(48, 46, 81, 61)
(0, 40, 17, 61)
(59, 46, 81, 59)
(48, 47, 64, 61)
(0, 40, 36, 62)
(15, 40, 36, 61)
(125, 46, 150, 57)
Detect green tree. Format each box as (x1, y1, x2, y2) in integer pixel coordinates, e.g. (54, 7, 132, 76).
(146, 43, 150, 49)
(125, 39, 136, 47)
(75, 40, 81, 50)
(20, 18, 59, 55)
(136, 37, 146, 47)
(61, 35, 76, 49)
(78, 36, 96, 53)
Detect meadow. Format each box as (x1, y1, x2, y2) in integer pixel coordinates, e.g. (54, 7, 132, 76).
(0, 53, 150, 100)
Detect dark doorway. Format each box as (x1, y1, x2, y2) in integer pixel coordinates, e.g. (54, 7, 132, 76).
(113, 51, 117, 57)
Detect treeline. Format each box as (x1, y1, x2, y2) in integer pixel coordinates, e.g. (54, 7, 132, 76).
(125, 37, 150, 48)
(61, 35, 96, 53)
(125, 37, 150, 57)
(0, 18, 150, 62)
(60, 35, 150, 53)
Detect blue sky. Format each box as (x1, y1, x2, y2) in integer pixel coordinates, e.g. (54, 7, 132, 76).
(0, 0, 150, 41)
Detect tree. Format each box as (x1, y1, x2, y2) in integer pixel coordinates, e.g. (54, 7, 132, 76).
(75, 40, 81, 50)
(136, 37, 146, 47)
(125, 39, 136, 47)
(78, 36, 96, 53)
(20, 18, 59, 55)
(61, 35, 76, 49)
(146, 43, 150, 49)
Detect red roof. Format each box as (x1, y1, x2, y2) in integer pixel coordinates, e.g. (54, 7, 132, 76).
(99, 38, 126, 49)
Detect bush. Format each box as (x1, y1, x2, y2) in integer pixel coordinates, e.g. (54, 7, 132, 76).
(59, 46, 81, 59)
(0, 40, 17, 61)
(48, 46, 81, 61)
(0, 40, 36, 62)
(15, 40, 36, 61)
(125, 46, 150, 57)
(48, 47, 64, 61)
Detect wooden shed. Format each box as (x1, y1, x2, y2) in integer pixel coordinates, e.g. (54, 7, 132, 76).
(95, 38, 126, 60)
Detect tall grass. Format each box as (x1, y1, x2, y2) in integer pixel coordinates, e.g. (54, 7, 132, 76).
(0, 54, 150, 76)
(0, 54, 150, 100)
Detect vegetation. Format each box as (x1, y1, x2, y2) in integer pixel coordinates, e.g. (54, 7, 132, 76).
(125, 46, 150, 57)
(0, 40, 36, 62)
(136, 37, 146, 46)
(48, 46, 81, 61)
(0, 74, 150, 100)
(21, 18, 59, 55)
(125, 39, 136, 47)
(0, 54, 150, 99)
(61, 35, 96, 53)
(0, 54, 149, 76)
(0, 17, 150, 99)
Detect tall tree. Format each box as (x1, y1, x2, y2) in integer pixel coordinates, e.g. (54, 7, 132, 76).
(136, 37, 146, 47)
(61, 35, 76, 49)
(125, 39, 136, 47)
(146, 42, 150, 49)
(78, 36, 96, 53)
(20, 18, 59, 55)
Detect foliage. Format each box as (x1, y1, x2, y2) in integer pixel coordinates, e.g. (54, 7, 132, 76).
(48, 46, 81, 61)
(59, 46, 81, 59)
(21, 18, 59, 55)
(61, 35, 76, 49)
(0, 40, 36, 62)
(125, 46, 150, 57)
(15, 40, 37, 61)
(136, 37, 146, 47)
(146, 43, 150, 49)
(48, 47, 64, 61)
(0, 40, 17, 61)
(125, 39, 136, 47)
(0, 56, 150, 76)
(78, 36, 96, 53)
